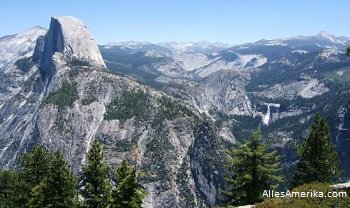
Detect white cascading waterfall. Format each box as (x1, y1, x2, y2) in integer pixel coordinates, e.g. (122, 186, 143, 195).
(262, 104, 271, 125)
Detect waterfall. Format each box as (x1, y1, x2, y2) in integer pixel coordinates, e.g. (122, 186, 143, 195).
(263, 104, 271, 125)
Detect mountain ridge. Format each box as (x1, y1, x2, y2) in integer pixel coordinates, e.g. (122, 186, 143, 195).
(1, 16, 350, 207)
(39, 16, 106, 78)
(0, 16, 225, 207)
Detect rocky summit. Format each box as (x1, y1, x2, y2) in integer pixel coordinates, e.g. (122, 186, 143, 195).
(0, 16, 225, 207)
(1, 15, 350, 208)
(39, 16, 106, 76)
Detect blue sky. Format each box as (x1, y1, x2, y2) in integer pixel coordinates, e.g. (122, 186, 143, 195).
(0, 0, 349, 44)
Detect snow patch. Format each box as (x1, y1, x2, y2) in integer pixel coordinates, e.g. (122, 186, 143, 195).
(292, 50, 309, 54)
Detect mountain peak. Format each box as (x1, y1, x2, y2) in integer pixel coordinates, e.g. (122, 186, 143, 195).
(315, 31, 348, 45)
(317, 31, 334, 38)
(21, 26, 47, 35)
(39, 16, 106, 75)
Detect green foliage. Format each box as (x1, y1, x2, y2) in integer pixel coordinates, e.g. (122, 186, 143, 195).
(0, 145, 55, 207)
(175, 159, 197, 206)
(69, 58, 91, 67)
(292, 114, 342, 187)
(246, 48, 350, 94)
(81, 95, 97, 105)
(105, 90, 150, 122)
(80, 139, 111, 208)
(223, 131, 283, 206)
(256, 182, 350, 208)
(144, 98, 188, 181)
(15, 57, 35, 72)
(32, 75, 43, 93)
(101, 49, 166, 89)
(110, 160, 147, 208)
(46, 81, 78, 107)
(0, 144, 149, 208)
(28, 151, 79, 208)
(230, 115, 261, 142)
(113, 140, 133, 152)
(347, 47, 350, 56)
(324, 67, 350, 83)
(23, 71, 42, 94)
(20, 145, 52, 189)
(0, 170, 27, 208)
(152, 96, 197, 129)
(144, 129, 173, 183)
(0, 146, 79, 208)
(144, 96, 198, 183)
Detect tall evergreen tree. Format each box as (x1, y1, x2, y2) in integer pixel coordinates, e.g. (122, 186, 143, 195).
(223, 131, 283, 206)
(80, 139, 111, 208)
(0, 145, 52, 207)
(110, 160, 147, 208)
(28, 151, 79, 208)
(7, 145, 53, 206)
(20, 145, 52, 189)
(347, 47, 350, 56)
(0, 170, 27, 208)
(292, 114, 341, 187)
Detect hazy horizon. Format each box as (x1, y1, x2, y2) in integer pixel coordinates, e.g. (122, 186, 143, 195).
(1, 0, 349, 45)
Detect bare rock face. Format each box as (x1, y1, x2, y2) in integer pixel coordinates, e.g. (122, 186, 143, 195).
(40, 16, 106, 76)
(0, 26, 46, 67)
(0, 27, 47, 107)
(257, 78, 329, 100)
(0, 16, 228, 208)
(192, 70, 253, 116)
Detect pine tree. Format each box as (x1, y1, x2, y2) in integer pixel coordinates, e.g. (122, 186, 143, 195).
(8, 145, 53, 206)
(223, 131, 283, 206)
(80, 139, 111, 208)
(20, 145, 52, 189)
(292, 114, 341, 187)
(0, 170, 27, 208)
(110, 160, 147, 208)
(347, 47, 350, 56)
(28, 151, 79, 208)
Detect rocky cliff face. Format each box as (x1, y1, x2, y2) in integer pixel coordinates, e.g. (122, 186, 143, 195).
(0, 27, 47, 107)
(191, 70, 253, 116)
(3, 16, 350, 207)
(40, 16, 106, 77)
(0, 16, 227, 207)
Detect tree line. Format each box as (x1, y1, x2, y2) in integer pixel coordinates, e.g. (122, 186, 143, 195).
(0, 114, 346, 207)
(0, 140, 146, 208)
(223, 114, 345, 207)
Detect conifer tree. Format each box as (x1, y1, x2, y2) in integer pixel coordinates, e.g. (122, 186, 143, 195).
(110, 160, 147, 208)
(0, 170, 27, 208)
(347, 47, 350, 56)
(10, 145, 52, 206)
(28, 151, 79, 208)
(292, 114, 341, 187)
(20, 145, 52, 189)
(80, 139, 111, 208)
(223, 131, 283, 206)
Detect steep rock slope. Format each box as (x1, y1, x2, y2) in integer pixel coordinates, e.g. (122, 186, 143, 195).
(0, 17, 226, 207)
(40, 16, 106, 76)
(191, 70, 253, 116)
(0, 27, 47, 106)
